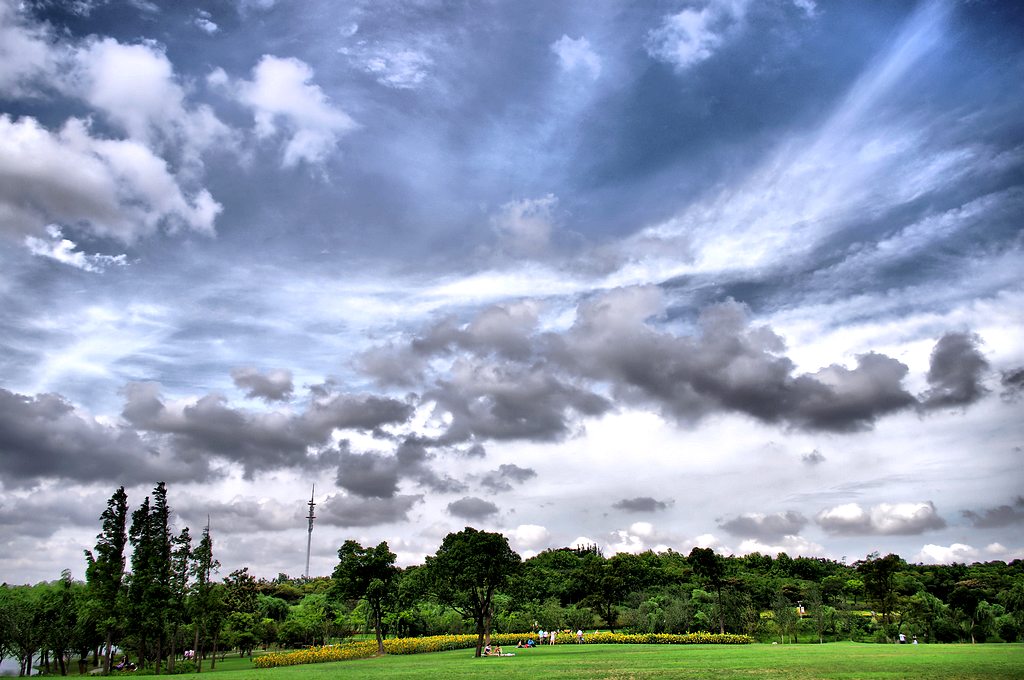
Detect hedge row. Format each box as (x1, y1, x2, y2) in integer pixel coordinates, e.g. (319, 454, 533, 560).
(252, 631, 754, 668)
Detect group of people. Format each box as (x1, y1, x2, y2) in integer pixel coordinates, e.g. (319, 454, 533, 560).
(483, 644, 513, 656)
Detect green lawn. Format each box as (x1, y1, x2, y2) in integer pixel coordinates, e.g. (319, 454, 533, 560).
(173, 642, 1024, 679)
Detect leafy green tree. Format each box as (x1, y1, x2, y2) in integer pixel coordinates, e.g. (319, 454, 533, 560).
(84, 486, 128, 675)
(856, 553, 904, 637)
(127, 483, 173, 672)
(331, 541, 398, 654)
(425, 528, 521, 657)
(689, 547, 727, 634)
(772, 591, 798, 644)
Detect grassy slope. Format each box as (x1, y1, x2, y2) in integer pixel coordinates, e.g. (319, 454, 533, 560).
(175, 643, 1024, 680)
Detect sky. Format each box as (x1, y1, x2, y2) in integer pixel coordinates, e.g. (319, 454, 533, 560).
(1, 0, 1022, 586)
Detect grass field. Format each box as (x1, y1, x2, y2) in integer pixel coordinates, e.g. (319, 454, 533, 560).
(173, 642, 1024, 679)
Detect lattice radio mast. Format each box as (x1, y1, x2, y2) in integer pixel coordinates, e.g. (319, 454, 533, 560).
(304, 485, 316, 578)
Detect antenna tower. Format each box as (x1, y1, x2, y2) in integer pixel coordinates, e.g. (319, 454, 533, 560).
(304, 485, 316, 578)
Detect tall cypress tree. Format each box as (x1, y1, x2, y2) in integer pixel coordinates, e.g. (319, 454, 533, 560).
(167, 527, 192, 673)
(84, 486, 128, 675)
(127, 483, 173, 672)
(189, 522, 219, 673)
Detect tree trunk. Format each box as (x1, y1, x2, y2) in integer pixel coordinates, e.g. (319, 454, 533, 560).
(194, 625, 202, 673)
(373, 607, 384, 655)
(716, 586, 724, 634)
(168, 625, 176, 674)
(210, 633, 218, 670)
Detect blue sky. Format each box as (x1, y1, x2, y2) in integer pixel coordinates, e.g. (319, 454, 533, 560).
(1, 0, 1022, 584)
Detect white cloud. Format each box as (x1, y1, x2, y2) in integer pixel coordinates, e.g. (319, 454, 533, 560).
(492, 194, 558, 257)
(237, 55, 357, 167)
(24, 225, 127, 272)
(72, 37, 234, 167)
(816, 501, 946, 536)
(0, 115, 221, 241)
(914, 542, 980, 564)
(512, 524, 551, 550)
(341, 43, 433, 90)
(0, 0, 59, 96)
(735, 535, 827, 558)
(194, 14, 219, 35)
(645, 0, 749, 71)
(551, 35, 602, 80)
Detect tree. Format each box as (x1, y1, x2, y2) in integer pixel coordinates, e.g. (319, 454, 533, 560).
(127, 483, 173, 672)
(856, 553, 904, 638)
(424, 528, 521, 657)
(330, 541, 398, 655)
(167, 527, 192, 673)
(689, 547, 727, 634)
(189, 521, 219, 672)
(84, 486, 128, 675)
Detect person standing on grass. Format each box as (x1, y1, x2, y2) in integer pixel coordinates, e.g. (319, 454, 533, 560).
(539, 629, 547, 645)
(550, 629, 557, 645)
(576, 629, 584, 644)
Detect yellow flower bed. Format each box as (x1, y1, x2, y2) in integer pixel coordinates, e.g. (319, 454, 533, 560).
(253, 631, 753, 668)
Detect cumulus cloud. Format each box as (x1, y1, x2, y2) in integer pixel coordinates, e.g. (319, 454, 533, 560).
(612, 497, 672, 513)
(551, 35, 601, 79)
(231, 367, 294, 402)
(735, 535, 826, 558)
(71, 37, 234, 166)
(193, 11, 219, 34)
(645, 0, 749, 71)
(479, 464, 537, 493)
(914, 542, 980, 565)
(920, 332, 989, 410)
(512, 524, 551, 550)
(447, 496, 498, 520)
(24, 225, 127, 272)
(718, 511, 808, 540)
(236, 55, 357, 167)
(0, 115, 221, 241)
(816, 501, 946, 536)
(961, 497, 1024, 528)
(492, 194, 558, 257)
(318, 492, 422, 527)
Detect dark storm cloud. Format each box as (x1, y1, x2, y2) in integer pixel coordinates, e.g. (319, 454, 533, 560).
(920, 332, 989, 410)
(427, 357, 611, 445)
(231, 367, 294, 402)
(174, 494, 301, 533)
(121, 382, 413, 478)
(553, 288, 918, 432)
(479, 464, 537, 493)
(335, 449, 400, 498)
(612, 497, 672, 513)
(318, 492, 422, 528)
(718, 511, 808, 540)
(1000, 367, 1024, 402)
(801, 450, 826, 465)
(359, 288, 994, 442)
(961, 497, 1024, 529)
(0, 387, 202, 487)
(335, 437, 465, 498)
(447, 496, 498, 520)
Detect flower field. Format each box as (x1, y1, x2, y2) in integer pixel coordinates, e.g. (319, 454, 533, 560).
(252, 631, 754, 668)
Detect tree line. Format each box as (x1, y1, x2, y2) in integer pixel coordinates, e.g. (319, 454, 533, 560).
(2, 483, 1023, 674)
